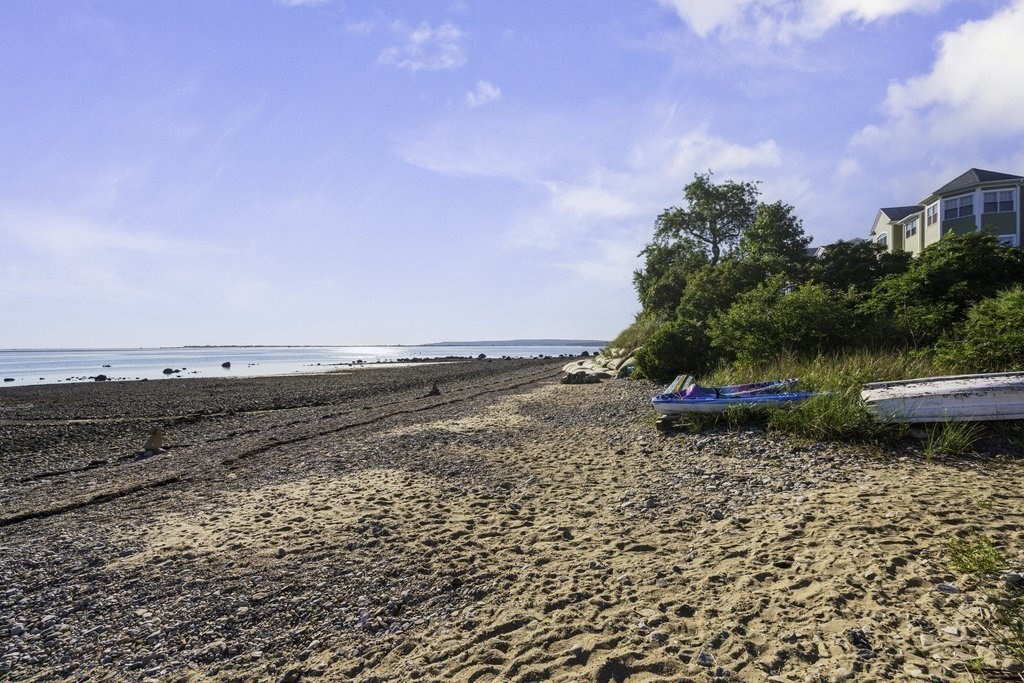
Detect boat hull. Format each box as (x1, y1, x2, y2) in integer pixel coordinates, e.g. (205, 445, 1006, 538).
(861, 372, 1024, 423)
(651, 392, 816, 416)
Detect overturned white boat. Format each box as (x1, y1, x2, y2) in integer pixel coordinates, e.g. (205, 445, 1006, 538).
(861, 372, 1024, 423)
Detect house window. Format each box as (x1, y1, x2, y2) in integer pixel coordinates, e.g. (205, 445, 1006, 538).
(943, 195, 974, 220)
(876, 232, 887, 247)
(983, 190, 1015, 213)
(997, 234, 1019, 248)
(905, 218, 918, 239)
(926, 203, 938, 226)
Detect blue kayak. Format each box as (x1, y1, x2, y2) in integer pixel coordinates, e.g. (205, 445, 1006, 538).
(652, 376, 815, 415)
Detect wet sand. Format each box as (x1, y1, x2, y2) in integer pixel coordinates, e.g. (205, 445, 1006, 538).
(1, 360, 1022, 681)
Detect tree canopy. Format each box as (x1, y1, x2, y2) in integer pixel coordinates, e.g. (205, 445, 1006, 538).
(653, 172, 759, 266)
(616, 171, 1024, 381)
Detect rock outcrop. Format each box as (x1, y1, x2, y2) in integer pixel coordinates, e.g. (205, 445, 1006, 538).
(560, 348, 639, 384)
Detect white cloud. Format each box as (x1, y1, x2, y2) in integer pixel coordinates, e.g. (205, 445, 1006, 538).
(853, 0, 1024, 155)
(658, 0, 948, 42)
(379, 22, 466, 72)
(466, 80, 502, 107)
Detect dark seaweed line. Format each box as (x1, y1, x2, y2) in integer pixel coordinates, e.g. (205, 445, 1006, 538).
(0, 367, 557, 527)
(0, 475, 182, 528)
(18, 458, 110, 483)
(219, 367, 557, 466)
(12, 366, 556, 483)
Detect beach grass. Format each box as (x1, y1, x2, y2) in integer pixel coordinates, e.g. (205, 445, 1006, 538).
(947, 534, 1009, 574)
(946, 535, 1024, 669)
(924, 421, 983, 458)
(699, 349, 943, 393)
(684, 350, 943, 440)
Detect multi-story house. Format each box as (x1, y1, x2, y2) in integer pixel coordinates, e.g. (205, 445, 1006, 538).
(869, 168, 1024, 255)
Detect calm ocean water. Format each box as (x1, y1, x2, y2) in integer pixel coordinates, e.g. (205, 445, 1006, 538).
(0, 345, 600, 387)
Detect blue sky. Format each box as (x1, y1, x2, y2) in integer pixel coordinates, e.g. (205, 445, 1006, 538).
(2, 0, 1022, 347)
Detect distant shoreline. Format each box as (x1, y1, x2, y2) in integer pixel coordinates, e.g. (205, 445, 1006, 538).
(2, 340, 608, 352)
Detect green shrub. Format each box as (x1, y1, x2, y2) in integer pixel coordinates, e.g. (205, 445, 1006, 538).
(862, 232, 1024, 347)
(934, 286, 1024, 373)
(708, 277, 861, 365)
(633, 318, 711, 381)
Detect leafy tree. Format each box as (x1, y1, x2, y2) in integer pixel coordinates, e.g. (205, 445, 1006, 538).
(632, 237, 708, 317)
(738, 200, 811, 279)
(654, 172, 759, 266)
(934, 286, 1024, 373)
(862, 232, 1024, 347)
(807, 239, 911, 293)
(708, 276, 860, 364)
(674, 259, 767, 326)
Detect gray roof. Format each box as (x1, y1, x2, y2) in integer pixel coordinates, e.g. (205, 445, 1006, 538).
(933, 168, 1024, 196)
(880, 205, 921, 221)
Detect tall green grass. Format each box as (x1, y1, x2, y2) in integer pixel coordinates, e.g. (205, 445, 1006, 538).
(699, 349, 943, 393)
(684, 350, 944, 441)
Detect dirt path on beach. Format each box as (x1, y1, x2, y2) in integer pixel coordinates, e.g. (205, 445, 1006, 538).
(1, 366, 1022, 682)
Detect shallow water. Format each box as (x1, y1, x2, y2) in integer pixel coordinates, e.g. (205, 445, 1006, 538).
(0, 345, 598, 386)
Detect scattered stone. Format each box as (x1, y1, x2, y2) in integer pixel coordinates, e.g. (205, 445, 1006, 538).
(696, 650, 714, 667)
(222, 362, 231, 368)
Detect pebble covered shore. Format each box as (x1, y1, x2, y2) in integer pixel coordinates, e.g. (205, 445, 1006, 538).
(1, 359, 1023, 682)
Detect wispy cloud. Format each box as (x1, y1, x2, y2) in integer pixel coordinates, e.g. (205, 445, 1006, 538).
(510, 127, 786, 251)
(658, 0, 949, 43)
(0, 209, 199, 258)
(0, 206, 240, 307)
(466, 80, 502, 107)
(399, 104, 792, 255)
(379, 22, 466, 72)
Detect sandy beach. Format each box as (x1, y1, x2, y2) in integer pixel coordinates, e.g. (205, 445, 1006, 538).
(1, 359, 1022, 682)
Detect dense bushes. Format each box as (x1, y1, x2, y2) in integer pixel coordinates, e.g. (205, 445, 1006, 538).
(628, 171, 1024, 380)
(708, 278, 861, 365)
(633, 318, 708, 381)
(861, 232, 1024, 347)
(934, 286, 1024, 373)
